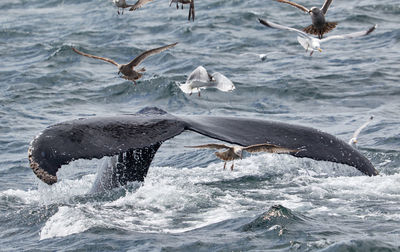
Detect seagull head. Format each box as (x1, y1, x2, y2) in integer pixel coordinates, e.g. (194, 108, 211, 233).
(233, 146, 243, 159)
(350, 137, 358, 145)
(311, 39, 322, 52)
(297, 36, 322, 53)
(309, 7, 321, 15)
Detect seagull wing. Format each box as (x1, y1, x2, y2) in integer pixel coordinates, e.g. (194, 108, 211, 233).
(321, 0, 333, 15)
(129, 0, 154, 11)
(185, 144, 231, 150)
(321, 25, 377, 42)
(258, 18, 311, 38)
(126, 42, 178, 68)
(72, 48, 118, 66)
(243, 143, 298, 154)
(186, 66, 210, 84)
(211, 72, 235, 92)
(275, 0, 310, 13)
(350, 116, 374, 144)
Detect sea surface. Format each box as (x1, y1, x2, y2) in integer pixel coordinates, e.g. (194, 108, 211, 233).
(1, 0, 400, 251)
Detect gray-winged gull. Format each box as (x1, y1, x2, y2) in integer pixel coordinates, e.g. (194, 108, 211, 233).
(275, 0, 336, 39)
(72, 43, 178, 84)
(178, 66, 235, 96)
(185, 143, 300, 170)
(258, 19, 377, 56)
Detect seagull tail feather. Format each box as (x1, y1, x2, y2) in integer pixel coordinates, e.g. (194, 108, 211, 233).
(303, 22, 337, 37)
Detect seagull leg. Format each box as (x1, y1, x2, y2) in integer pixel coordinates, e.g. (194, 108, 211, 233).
(176, 2, 178, 9)
(139, 67, 146, 72)
(310, 51, 314, 56)
(223, 162, 226, 170)
(231, 162, 234, 171)
(117, 9, 120, 15)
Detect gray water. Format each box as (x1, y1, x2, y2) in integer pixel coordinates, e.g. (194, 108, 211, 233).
(1, 0, 400, 251)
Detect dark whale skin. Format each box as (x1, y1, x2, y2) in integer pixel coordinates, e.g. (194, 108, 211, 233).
(28, 107, 378, 186)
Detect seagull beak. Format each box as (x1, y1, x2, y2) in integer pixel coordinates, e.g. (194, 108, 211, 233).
(318, 48, 322, 52)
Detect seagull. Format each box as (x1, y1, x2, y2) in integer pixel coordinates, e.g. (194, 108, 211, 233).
(129, 0, 154, 11)
(275, 0, 336, 39)
(72, 43, 178, 84)
(349, 116, 374, 146)
(258, 19, 377, 56)
(185, 143, 300, 170)
(178, 66, 235, 96)
(169, 0, 195, 21)
(113, 0, 134, 15)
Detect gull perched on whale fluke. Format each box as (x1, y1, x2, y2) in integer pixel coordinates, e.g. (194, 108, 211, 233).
(275, 0, 336, 39)
(169, 0, 195, 21)
(186, 143, 300, 170)
(258, 19, 377, 56)
(72, 43, 178, 84)
(349, 116, 374, 146)
(178, 66, 235, 96)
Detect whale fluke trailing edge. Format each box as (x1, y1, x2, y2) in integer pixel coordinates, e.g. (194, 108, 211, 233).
(28, 107, 378, 187)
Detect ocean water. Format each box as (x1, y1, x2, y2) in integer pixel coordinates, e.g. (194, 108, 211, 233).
(1, 0, 400, 251)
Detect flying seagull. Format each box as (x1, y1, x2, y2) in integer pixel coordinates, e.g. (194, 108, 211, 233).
(72, 42, 178, 84)
(129, 0, 155, 11)
(275, 0, 336, 39)
(169, 0, 195, 21)
(258, 19, 377, 56)
(113, 0, 134, 14)
(185, 143, 300, 170)
(349, 116, 374, 146)
(178, 66, 235, 96)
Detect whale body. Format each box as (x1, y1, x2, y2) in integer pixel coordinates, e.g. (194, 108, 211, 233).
(28, 107, 378, 189)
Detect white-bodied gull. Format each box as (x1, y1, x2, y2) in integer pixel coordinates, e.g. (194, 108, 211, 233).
(349, 116, 374, 146)
(258, 18, 377, 56)
(178, 66, 235, 96)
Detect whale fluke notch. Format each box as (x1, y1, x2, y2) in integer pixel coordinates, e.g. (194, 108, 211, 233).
(92, 142, 162, 191)
(28, 107, 378, 186)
